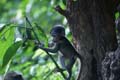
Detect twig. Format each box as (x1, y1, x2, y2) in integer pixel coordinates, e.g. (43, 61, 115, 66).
(45, 50, 66, 79)
(25, 16, 41, 43)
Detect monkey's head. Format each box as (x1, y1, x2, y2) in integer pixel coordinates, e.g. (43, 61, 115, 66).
(50, 25, 65, 37)
(50, 25, 65, 42)
(4, 71, 24, 80)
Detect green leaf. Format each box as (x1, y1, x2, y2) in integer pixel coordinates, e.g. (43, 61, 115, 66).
(0, 24, 15, 37)
(0, 23, 11, 32)
(115, 12, 120, 19)
(0, 24, 15, 66)
(2, 41, 22, 68)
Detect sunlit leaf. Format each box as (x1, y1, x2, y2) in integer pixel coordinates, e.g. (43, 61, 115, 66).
(115, 12, 119, 19)
(0, 23, 12, 35)
(0, 23, 5, 30)
(2, 41, 22, 68)
(0, 24, 15, 67)
(32, 49, 46, 59)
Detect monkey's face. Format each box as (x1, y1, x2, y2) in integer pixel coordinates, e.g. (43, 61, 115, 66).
(52, 35, 61, 43)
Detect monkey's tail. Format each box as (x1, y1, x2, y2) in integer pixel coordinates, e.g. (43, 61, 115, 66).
(76, 54, 83, 80)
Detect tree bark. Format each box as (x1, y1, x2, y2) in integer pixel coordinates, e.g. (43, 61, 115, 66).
(56, 0, 119, 80)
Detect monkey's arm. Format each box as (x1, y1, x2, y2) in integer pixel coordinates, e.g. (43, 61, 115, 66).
(39, 43, 60, 53)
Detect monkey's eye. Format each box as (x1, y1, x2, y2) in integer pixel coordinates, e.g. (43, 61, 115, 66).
(52, 34, 57, 37)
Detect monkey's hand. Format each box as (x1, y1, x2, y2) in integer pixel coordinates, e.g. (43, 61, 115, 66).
(33, 43, 45, 51)
(38, 46, 46, 51)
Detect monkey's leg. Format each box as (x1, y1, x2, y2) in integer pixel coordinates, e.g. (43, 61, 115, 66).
(66, 57, 76, 80)
(53, 56, 66, 73)
(59, 55, 66, 70)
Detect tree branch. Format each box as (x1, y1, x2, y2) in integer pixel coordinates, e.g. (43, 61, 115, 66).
(54, 5, 69, 18)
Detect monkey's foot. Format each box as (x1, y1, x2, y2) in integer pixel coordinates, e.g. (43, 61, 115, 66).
(65, 78, 70, 80)
(53, 68, 65, 73)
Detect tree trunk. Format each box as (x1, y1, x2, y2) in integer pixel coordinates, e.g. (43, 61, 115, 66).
(55, 0, 119, 80)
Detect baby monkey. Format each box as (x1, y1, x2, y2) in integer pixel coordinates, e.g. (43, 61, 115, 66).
(4, 71, 24, 80)
(38, 25, 82, 80)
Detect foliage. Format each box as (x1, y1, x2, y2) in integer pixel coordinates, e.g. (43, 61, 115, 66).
(0, 0, 77, 80)
(2, 41, 22, 68)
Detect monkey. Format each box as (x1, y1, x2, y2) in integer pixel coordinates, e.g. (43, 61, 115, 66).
(4, 71, 24, 80)
(37, 25, 82, 80)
